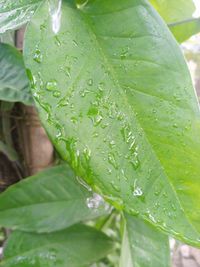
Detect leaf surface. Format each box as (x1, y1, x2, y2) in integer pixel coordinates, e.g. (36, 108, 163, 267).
(0, 0, 42, 34)
(120, 214, 170, 267)
(0, 43, 33, 105)
(0, 165, 109, 233)
(1, 224, 114, 267)
(24, 0, 200, 246)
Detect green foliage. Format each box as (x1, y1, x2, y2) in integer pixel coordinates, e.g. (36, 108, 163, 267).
(0, 0, 200, 266)
(120, 214, 171, 267)
(0, 43, 33, 105)
(1, 224, 114, 267)
(0, 0, 42, 34)
(0, 164, 109, 232)
(150, 0, 196, 23)
(150, 0, 200, 42)
(169, 18, 200, 43)
(24, 0, 200, 247)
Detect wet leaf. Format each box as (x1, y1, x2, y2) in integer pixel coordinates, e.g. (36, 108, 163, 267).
(0, 165, 109, 233)
(0, 0, 42, 34)
(24, 0, 200, 246)
(1, 224, 114, 267)
(120, 214, 170, 267)
(0, 43, 33, 105)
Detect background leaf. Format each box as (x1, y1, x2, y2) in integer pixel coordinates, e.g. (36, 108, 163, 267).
(149, 0, 195, 23)
(0, 43, 33, 105)
(0, 0, 42, 34)
(149, 0, 200, 42)
(169, 18, 200, 43)
(1, 224, 114, 267)
(120, 214, 170, 267)
(24, 0, 200, 246)
(0, 165, 109, 233)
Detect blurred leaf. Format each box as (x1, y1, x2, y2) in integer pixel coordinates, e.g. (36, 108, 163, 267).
(1, 224, 114, 267)
(0, 0, 42, 34)
(120, 214, 170, 267)
(149, 0, 200, 42)
(0, 165, 109, 233)
(169, 18, 200, 43)
(149, 0, 195, 23)
(0, 43, 33, 105)
(24, 0, 200, 247)
(0, 31, 15, 45)
(0, 141, 18, 161)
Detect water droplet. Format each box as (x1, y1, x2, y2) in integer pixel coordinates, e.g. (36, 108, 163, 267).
(86, 193, 110, 211)
(33, 48, 42, 63)
(87, 79, 93, 86)
(108, 152, 118, 169)
(55, 35, 61, 46)
(76, 176, 92, 192)
(120, 46, 130, 59)
(46, 80, 58, 91)
(53, 90, 61, 98)
(133, 186, 143, 196)
(111, 180, 120, 192)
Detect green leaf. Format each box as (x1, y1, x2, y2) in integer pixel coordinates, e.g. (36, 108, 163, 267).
(169, 18, 200, 43)
(149, 0, 200, 42)
(0, 141, 18, 161)
(120, 214, 170, 267)
(0, 0, 42, 34)
(24, 0, 200, 246)
(0, 165, 109, 233)
(0, 43, 33, 105)
(1, 224, 114, 267)
(149, 0, 196, 24)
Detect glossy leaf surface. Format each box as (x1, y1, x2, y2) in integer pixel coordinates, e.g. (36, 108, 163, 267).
(120, 214, 170, 267)
(0, 165, 109, 233)
(1, 224, 114, 267)
(0, 43, 33, 105)
(0, 0, 42, 34)
(24, 0, 200, 246)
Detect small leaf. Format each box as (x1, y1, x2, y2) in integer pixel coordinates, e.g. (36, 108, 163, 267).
(0, 0, 42, 34)
(0, 141, 18, 161)
(0, 165, 109, 233)
(169, 18, 200, 43)
(1, 224, 114, 267)
(120, 214, 171, 267)
(149, 0, 195, 24)
(0, 43, 33, 105)
(149, 0, 199, 42)
(24, 0, 200, 246)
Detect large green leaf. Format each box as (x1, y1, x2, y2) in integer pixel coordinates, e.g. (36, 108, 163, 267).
(0, 165, 109, 233)
(120, 214, 170, 267)
(0, 43, 33, 105)
(0, 0, 42, 34)
(149, 0, 200, 42)
(24, 0, 200, 246)
(1, 224, 114, 267)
